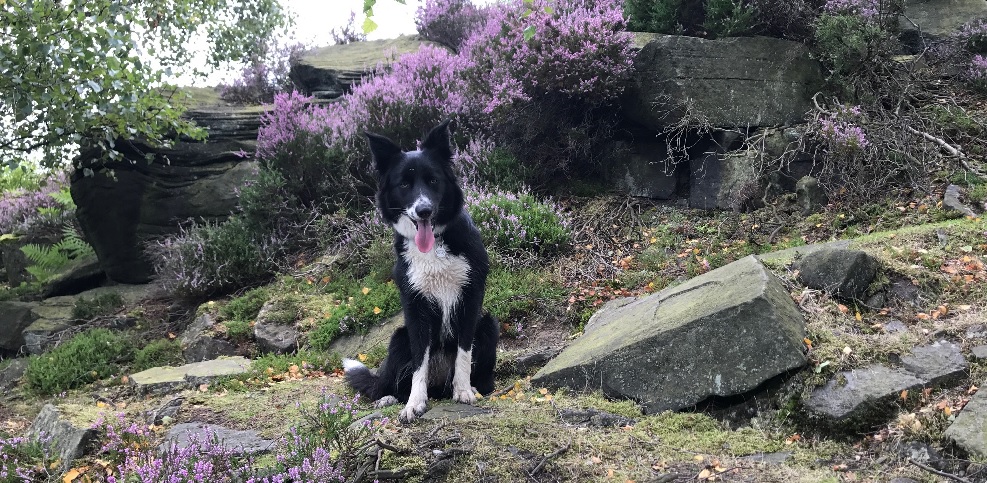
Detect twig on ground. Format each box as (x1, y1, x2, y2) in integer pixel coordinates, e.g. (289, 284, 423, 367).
(909, 459, 973, 483)
(528, 440, 571, 478)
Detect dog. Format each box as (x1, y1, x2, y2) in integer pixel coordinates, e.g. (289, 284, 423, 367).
(343, 120, 498, 423)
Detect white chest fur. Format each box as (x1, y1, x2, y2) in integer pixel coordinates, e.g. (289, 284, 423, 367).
(401, 239, 471, 338)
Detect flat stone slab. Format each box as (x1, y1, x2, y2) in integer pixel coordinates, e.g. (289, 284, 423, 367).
(130, 357, 251, 394)
(756, 240, 852, 266)
(421, 403, 493, 421)
(162, 423, 274, 456)
(806, 341, 968, 430)
(901, 0, 987, 37)
(533, 255, 807, 414)
(945, 388, 987, 458)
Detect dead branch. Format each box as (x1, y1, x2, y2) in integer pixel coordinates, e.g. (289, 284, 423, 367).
(528, 441, 571, 478)
(909, 459, 973, 483)
(906, 126, 965, 158)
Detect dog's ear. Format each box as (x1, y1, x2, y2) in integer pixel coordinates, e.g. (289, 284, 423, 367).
(421, 119, 453, 162)
(366, 131, 403, 174)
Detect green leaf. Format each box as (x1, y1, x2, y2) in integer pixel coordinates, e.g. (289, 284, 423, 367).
(523, 25, 536, 41)
(362, 17, 378, 34)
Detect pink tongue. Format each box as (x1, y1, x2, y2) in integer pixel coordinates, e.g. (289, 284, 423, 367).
(415, 220, 435, 253)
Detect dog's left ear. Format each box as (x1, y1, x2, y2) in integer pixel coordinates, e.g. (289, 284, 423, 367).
(366, 131, 403, 174)
(421, 119, 453, 162)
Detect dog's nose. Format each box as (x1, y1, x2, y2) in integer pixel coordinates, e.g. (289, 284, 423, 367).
(415, 204, 433, 220)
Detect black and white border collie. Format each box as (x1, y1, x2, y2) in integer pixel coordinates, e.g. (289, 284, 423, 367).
(343, 120, 498, 423)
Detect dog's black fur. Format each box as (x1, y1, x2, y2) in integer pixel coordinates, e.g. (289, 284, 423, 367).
(344, 120, 498, 422)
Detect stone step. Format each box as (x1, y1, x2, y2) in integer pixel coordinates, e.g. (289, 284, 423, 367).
(129, 357, 251, 395)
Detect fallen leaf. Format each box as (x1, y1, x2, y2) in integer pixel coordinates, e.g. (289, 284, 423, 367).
(62, 467, 87, 482)
(838, 304, 849, 314)
(854, 311, 862, 322)
(199, 384, 209, 392)
(698, 469, 713, 479)
(361, 287, 371, 295)
(358, 353, 368, 362)
(900, 390, 909, 401)
(373, 306, 382, 315)
(167, 332, 176, 340)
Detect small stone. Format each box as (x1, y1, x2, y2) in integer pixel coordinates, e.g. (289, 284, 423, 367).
(738, 452, 792, 465)
(897, 441, 941, 466)
(943, 184, 977, 218)
(883, 320, 908, 334)
(899, 340, 967, 387)
(796, 248, 878, 301)
(795, 176, 827, 215)
(967, 325, 987, 339)
(558, 408, 636, 428)
(971, 346, 987, 361)
(254, 321, 300, 354)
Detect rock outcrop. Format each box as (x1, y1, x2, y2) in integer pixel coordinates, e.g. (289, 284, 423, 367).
(28, 405, 98, 473)
(532, 255, 807, 413)
(71, 88, 264, 283)
(622, 34, 823, 130)
(945, 386, 987, 458)
(290, 36, 432, 99)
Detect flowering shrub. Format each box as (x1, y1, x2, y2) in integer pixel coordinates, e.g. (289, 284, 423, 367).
(220, 41, 305, 105)
(0, 172, 70, 239)
(813, 0, 900, 91)
(329, 11, 367, 45)
(816, 104, 870, 155)
(90, 391, 390, 483)
(968, 55, 987, 92)
(415, 0, 488, 51)
(467, 189, 570, 258)
(146, 216, 287, 297)
(460, 0, 633, 185)
(0, 434, 53, 483)
(959, 19, 987, 53)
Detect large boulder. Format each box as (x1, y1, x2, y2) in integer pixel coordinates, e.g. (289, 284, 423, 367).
(532, 255, 807, 413)
(329, 313, 404, 358)
(622, 34, 823, 130)
(71, 88, 264, 283)
(290, 36, 432, 99)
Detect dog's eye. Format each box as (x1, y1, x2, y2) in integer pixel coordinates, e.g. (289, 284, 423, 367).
(427, 178, 437, 185)
(399, 181, 411, 189)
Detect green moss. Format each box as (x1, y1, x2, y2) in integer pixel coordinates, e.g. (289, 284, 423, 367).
(220, 287, 270, 323)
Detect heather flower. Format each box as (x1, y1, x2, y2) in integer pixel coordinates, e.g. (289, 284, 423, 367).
(466, 187, 571, 258)
(416, 0, 489, 51)
(823, 0, 881, 21)
(0, 171, 71, 239)
(220, 41, 306, 104)
(968, 55, 987, 91)
(816, 104, 870, 154)
(959, 18, 987, 52)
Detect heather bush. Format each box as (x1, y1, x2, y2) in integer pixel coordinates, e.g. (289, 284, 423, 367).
(460, 0, 634, 186)
(0, 172, 70, 239)
(625, 0, 683, 34)
(749, 0, 819, 40)
(815, 104, 870, 156)
(967, 55, 987, 92)
(703, 0, 758, 37)
(0, 434, 54, 483)
(416, 0, 488, 51)
(959, 19, 987, 53)
(220, 41, 305, 105)
(329, 11, 367, 45)
(813, 0, 901, 92)
(146, 216, 286, 298)
(24, 328, 133, 395)
(467, 189, 571, 259)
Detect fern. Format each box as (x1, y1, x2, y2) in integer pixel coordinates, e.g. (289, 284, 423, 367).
(49, 187, 76, 210)
(21, 223, 95, 282)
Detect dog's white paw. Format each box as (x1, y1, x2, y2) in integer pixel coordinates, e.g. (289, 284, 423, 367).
(399, 400, 428, 423)
(453, 385, 476, 405)
(373, 395, 399, 409)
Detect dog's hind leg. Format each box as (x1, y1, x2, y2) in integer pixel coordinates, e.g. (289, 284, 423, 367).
(470, 313, 499, 395)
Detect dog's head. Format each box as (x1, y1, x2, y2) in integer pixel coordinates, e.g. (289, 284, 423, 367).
(366, 120, 464, 254)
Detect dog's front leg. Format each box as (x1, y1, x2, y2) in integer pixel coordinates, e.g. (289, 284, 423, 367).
(451, 346, 475, 404)
(400, 351, 430, 423)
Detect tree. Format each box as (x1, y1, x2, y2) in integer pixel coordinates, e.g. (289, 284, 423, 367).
(0, 0, 289, 170)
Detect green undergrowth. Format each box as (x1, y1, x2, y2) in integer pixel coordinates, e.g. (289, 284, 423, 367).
(131, 338, 184, 372)
(72, 292, 124, 320)
(485, 266, 567, 337)
(24, 328, 133, 396)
